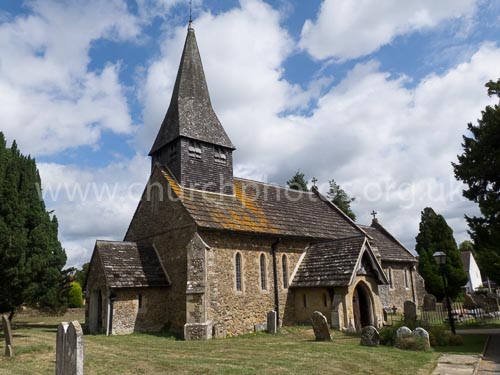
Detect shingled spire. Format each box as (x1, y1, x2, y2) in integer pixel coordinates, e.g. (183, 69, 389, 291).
(150, 25, 235, 195)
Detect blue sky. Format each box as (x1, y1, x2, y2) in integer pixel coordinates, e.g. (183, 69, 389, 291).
(0, 0, 499, 267)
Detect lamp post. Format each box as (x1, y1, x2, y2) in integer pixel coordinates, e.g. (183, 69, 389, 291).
(433, 251, 456, 335)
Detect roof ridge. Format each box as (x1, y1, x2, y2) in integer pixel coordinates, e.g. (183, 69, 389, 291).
(234, 176, 316, 194)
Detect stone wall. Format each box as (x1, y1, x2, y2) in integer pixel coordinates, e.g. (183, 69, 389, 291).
(125, 167, 196, 335)
(111, 288, 169, 334)
(85, 252, 109, 334)
(293, 287, 333, 324)
(201, 231, 306, 336)
(379, 262, 425, 312)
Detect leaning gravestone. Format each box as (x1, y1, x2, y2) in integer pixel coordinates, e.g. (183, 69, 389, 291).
(423, 294, 437, 311)
(1, 315, 13, 357)
(413, 327, 430, 349)
(311, 311, 331, 341)
(404, 301, 417, 323)
(56, 321, 83, 375)
(360, 326, 379, 346)
(396, 326, 412, 338)
(267, 311, 277, 334)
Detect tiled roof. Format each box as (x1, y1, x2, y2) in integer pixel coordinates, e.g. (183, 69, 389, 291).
(161, 168, 364, 240)
(290, 236, 386, 288)
(360, 221, 416, 263)
(149, 27, 234, 155)
(95, 241, 170, 288)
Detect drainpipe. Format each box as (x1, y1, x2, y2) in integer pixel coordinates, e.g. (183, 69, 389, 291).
(107, 289, 116, 336)
(271, 238, 281, 327)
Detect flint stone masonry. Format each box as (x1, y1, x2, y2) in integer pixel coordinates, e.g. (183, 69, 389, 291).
(184, 321, 212, 340)
(360, 326, 379, 346)
(404, 300, 417, 323)
(267, 311, 277, 334)
(311, 311, 331, 341)
(413, 327, 430, 349)
(423, 294, 437, 311)
(56, 321, 84, 375)
(396, 326, 412, 338)
(2, 315, 13, 357)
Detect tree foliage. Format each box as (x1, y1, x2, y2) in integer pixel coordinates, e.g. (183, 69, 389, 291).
(0, 132, 68, 317)
(287, 171, 309, 191)
(74, 262, 90, 288)
(67, 282, 83, 308)
(327, 179, 356, 221)
(415, 207, 468, 300)
(453, 79, 500, 284)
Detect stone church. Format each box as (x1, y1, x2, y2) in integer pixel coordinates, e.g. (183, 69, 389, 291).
(85, 25, 425, 339)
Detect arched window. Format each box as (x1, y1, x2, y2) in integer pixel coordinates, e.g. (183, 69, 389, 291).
(388, 267, 394, 289)
(235, 253, 242, 292)
(404, 268, 409, 289)
(282, 254, 288, 288)
(260, 254, 267, 290)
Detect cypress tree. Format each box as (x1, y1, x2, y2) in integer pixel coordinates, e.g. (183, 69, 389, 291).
(0, 133, 68, 318)
(287, 171, 309, 191)
(415, 207, 468, 300)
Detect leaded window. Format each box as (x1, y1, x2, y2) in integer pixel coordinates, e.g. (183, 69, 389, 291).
(260, 254, 267, 290)
(235, 253, 242, 292)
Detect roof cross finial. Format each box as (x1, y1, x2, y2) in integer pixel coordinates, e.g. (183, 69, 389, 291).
(371, 210, 378, 220)
(188, 0, 193, 29)
(312, 177, 318, 188)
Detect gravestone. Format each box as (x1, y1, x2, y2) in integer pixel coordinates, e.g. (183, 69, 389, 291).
(311, 311, 331, 341)
(360, 326, 379, 346)
(254, 323, 267, 333)
(57, 321, 83, 375)
(404, 301, 417, 323)
(267, 311, 277, 334)
(396, 326, 412, 338)
(423, 294, 437, 311)
(412, 327, 430, 349)
(56, 322, 69, 375)
(1, 315, 13, 357)
(213, 324, 227, 339)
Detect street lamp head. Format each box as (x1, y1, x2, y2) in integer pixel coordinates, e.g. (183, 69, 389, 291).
(433, 251, 446, 265)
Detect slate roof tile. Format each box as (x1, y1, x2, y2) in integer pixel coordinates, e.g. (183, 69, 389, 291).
(360, 222, 416, 263)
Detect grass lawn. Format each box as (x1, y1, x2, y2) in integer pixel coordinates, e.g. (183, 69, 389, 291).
(433, 334, 488, 355)
(0, 309, 474, 375)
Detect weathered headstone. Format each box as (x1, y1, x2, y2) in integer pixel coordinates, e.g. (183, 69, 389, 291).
(396, 326, 412, 338)
(404, 300, 417, 323)
(254, 323, 267, 333)
(423, 294, 437, 311)
(1, 315, 13, 357)
(212, 324, 227, 339)
(57, 321, 83, 375)
(360, 326, 379, 346)
(412, 327, 430, 349)
(267, 311, 277, 334)
(56, 322, 69, 375)
(311, 311, 331, 341)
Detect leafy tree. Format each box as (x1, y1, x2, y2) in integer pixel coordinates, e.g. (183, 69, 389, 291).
(0, 132, 68, 319)
(287, 171, 309, 191)
(458, 240, 474, 253)
(453, 79, 500, 284)
(327, 179, 356, 221)
(75, 262, 90, 288)
(415, 207, 468, 300)
(67, 282, 84, 308)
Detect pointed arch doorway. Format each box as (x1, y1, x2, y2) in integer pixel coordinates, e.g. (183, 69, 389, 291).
(352, 282, 374, 330)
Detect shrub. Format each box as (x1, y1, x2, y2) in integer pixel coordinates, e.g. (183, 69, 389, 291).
(67, 282, 83, 308)
(395, 336, 429, 351)
(428, 325, 463, 346)
(379, 326, 398, 346)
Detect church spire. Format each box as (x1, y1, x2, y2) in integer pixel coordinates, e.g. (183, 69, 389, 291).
(149, 26, 235, 156)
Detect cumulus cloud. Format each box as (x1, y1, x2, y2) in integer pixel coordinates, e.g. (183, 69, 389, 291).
(38, 154, 150, 267)
(0, 0, 140, 155)
(299, 0, 477, 60)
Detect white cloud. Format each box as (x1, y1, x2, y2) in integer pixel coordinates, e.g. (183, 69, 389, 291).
(38, 154, 150, 267)
(0, 0, 141, 155)
(299, 0, 477, 60)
